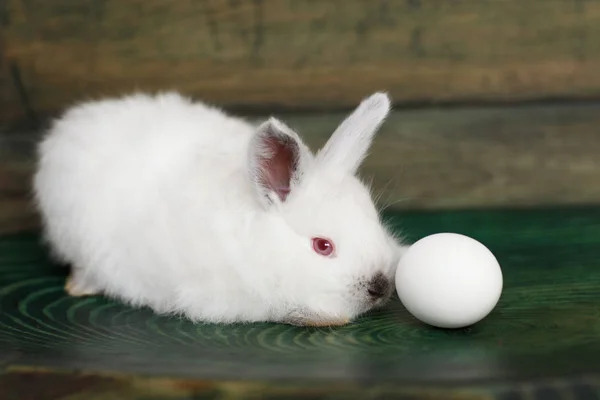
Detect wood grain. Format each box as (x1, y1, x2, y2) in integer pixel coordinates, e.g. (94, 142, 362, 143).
(0, 2, 19, 122)
(1, 207, 600, 399)
(2, 0, 600, 123)
(1, 369, 598, 400)
(294, 102, 600, 210)
(2, 100, 600, 234)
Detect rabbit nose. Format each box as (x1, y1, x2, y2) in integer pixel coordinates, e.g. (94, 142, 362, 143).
(367, 272, 390, 299)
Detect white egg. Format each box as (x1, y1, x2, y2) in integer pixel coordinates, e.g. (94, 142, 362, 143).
(395, 232, 503, 329)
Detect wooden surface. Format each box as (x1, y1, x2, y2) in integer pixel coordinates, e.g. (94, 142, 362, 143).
(1, 207, 600, 399)
(2, 101, 600, 235)
(3, 0, 600, 123)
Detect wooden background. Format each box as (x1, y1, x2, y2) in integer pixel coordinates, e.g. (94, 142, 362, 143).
(2, 0, 600, 119)
(2, 0, 600, 234)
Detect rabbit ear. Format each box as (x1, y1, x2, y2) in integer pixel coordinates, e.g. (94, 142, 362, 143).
(316, 92, 391, 174)
(248, 117, 312, 207)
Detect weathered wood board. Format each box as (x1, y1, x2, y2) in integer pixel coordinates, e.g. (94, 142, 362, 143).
(2, 101, 600, 234)
(2, 0, 600, 123)
(1, 206, 600, 398)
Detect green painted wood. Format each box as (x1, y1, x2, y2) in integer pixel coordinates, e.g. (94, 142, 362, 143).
(1, 207, 599, 399)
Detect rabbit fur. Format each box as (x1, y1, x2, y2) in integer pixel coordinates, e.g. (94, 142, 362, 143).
(33, 91, 406, 326)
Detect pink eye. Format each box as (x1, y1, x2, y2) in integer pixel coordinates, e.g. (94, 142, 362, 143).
(312, 237, 335, 257)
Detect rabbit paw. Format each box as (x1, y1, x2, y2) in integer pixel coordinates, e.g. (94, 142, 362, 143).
(65, 270, 101, 297)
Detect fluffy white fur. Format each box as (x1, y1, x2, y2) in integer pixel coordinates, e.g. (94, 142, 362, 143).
(33, 91, 406, 326)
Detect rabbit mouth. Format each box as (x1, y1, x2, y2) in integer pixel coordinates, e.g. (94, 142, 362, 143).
(370, 292, 393, 309)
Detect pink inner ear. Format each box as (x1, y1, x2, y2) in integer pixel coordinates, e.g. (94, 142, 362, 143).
(259, 136, 295, 201)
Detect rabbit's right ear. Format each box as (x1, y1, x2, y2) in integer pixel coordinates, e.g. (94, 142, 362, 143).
(316, 92, 390, 175)
(247, 118, 313, 208)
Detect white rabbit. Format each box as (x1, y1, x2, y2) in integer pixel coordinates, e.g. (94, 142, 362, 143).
(33, 91, 406, 326)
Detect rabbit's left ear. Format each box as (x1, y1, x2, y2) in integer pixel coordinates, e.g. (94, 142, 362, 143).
(316, 92, 391, 175)
(247, 117, 313, 207)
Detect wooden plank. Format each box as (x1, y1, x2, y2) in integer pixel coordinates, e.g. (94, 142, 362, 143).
(2, 0, 600, 123)
(1, 369, 598, 399)
(0, 3, 21, 122)
(1, 206, 600, 398)
(297, 102, 600, 211)
(1, 101, 600, 234)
